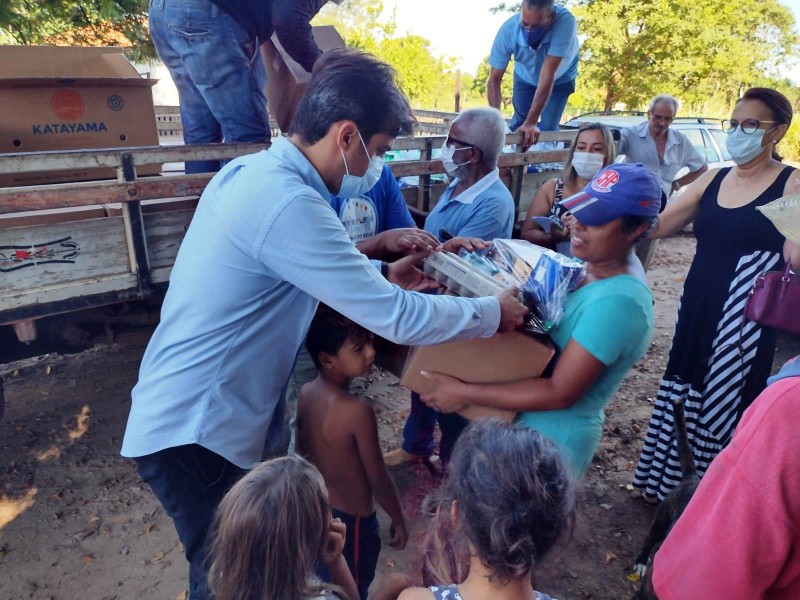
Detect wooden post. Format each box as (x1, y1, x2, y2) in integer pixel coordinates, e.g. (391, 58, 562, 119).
(510, 164, 525, 221)
(454, 69, 461, 113)
(417, 139, 434, 212)
(118, 153, 152, 296)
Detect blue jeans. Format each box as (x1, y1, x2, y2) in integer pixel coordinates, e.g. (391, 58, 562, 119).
(149, 0, 270, 173)
(134, 444, 245, 600)
(402, 393, 468, 464)
(509, 75, 575, 132)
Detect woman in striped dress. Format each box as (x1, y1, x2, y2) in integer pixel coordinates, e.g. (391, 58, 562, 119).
(634, 87, 798, 501)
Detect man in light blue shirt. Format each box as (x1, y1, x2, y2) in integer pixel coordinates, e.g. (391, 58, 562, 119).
(121, 50, 526, 600)
(384, 107, 516, 470)
(281, 165, 440, 455)
(488, 0, 579, 147)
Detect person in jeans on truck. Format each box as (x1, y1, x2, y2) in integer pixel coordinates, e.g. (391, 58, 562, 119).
(148, 0, 336, 173)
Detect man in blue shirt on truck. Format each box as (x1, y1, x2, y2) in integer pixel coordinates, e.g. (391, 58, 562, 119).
(488, 0, 579, 148)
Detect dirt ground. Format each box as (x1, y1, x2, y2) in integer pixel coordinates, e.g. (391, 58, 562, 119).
(1, 234, 797, 600)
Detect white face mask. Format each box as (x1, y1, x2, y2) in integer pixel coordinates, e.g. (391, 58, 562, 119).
(571, 151, 605, 179)
(725, 127, 770, 165)
(440, 142, 472, 176)
(338, 131, 384, 197)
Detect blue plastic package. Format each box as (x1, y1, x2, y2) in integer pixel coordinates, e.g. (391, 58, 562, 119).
(459, 239, 585, 333)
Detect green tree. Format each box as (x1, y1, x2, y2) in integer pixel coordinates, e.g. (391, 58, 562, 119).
(314, 0, 396, 48)
(314, 0, 458, 109)
(781, 115, 800, 162)
(377, 35, 455, 107)
(0, 0, 153, 60)
(574, 0, 798, 114)
(470, 56, 515, 115)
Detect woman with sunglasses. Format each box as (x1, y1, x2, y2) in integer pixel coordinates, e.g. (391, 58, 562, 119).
(633, 87, 800, 503)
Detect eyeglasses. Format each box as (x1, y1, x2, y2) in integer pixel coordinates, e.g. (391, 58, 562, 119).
(722, 119, 779, 135)
(649, 114, 674, 123)
(446, 136, 476, 150)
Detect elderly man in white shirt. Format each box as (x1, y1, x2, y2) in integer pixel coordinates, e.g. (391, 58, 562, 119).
(617, 94, 708, 269)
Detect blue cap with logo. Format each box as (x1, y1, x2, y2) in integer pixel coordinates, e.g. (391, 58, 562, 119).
(557, 163, 662, 226)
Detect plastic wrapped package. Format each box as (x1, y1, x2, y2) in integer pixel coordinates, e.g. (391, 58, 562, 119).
(423, 239, 585, 334)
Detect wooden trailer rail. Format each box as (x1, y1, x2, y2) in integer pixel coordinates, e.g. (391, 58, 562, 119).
(0, 130, 576, 341)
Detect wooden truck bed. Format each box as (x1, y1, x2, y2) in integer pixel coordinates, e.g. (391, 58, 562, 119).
(0, 132, 575, 343)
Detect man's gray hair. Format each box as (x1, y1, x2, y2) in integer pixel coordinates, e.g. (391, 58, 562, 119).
(454, 107, 507, 168)
(648, 94, 680, 115)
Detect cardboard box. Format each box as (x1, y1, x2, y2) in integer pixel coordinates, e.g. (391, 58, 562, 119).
(0, 46, 161, 186)
(261, 26, 346, 132)
(400, 331, 555, 421)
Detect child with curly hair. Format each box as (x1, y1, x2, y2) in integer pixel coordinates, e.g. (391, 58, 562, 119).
(399, 418, 576, 600)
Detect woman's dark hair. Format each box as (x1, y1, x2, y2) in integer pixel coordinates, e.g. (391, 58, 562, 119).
(620, 214, 658, 245)
(208, 456, 343, 600)
(420, 418, 576, 586)
(289, 47, 415, 145)
(305, 304, 372, 370)
(738, 87, 794, 162)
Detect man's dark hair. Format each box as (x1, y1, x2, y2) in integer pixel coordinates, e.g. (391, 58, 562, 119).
(523, 0, 555, 9)
(305, 305, 371, 370)
(289, 48, 415, 144)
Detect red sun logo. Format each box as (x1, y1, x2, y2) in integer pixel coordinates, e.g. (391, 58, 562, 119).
(51, 89, 85, 121)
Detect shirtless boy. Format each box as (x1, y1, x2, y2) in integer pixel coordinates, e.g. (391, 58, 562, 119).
(296, 306, 408, 600)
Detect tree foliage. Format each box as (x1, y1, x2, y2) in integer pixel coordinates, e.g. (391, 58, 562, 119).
(573, 0, 798, 115)
(471, 56, 515, 113)
(0, 0, 153, 60)
(314, 0, 459, 109)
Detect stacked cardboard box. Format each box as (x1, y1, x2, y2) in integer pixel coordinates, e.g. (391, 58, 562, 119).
(0, 45, 160, 186)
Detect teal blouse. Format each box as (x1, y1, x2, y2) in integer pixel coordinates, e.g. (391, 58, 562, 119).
(517, 275, 654, 477)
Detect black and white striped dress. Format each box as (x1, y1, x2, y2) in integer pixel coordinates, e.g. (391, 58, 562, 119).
(634, 165, 792, 501)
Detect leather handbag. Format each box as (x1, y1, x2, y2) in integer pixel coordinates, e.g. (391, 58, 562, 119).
(744, 262, 800, 334)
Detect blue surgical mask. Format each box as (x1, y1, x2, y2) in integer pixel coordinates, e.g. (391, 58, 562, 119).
(339, 131, 384, 197)
(521, 25, 547, 50)
(725, 127, 769, 165)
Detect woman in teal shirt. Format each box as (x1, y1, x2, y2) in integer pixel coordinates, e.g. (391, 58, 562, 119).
(419, 164, 660, 477)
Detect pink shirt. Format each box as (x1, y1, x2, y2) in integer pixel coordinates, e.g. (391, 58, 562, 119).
(653, 377, 800, 599)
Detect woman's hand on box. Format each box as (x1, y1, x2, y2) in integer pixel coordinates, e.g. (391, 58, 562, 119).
(419, 371, 469, 413)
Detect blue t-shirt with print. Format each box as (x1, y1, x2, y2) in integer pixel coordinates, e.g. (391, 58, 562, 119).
(489, 5, 579, 87)
(329, 164, 415, 241)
